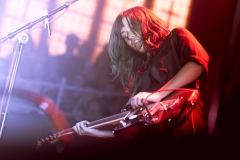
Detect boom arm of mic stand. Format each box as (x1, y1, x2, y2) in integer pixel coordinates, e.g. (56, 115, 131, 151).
(0, 0, 79, 44)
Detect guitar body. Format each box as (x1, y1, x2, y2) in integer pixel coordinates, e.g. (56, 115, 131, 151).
(113, 89, 199, 138)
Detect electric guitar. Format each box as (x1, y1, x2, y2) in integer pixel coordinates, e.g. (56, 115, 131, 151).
(35, 89, 199, 148)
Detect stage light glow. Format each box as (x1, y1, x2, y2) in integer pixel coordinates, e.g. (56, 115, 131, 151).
(152, 0, 192, 30)
(0, 0, 192, 62)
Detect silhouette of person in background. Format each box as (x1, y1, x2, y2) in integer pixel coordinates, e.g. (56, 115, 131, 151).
(93, 44, 122, 92)
(76, 40, 95, 88)
(54, 34, 82, 86)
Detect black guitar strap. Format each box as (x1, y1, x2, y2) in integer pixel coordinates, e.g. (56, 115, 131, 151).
(121, 78, 143, 113)
(125, 78, 142, 106)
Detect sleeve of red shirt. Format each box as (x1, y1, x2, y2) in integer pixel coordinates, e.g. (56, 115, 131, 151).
(171, 27, 210, 78)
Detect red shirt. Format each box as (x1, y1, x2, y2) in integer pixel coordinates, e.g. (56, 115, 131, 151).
(138, 27, 210, 92)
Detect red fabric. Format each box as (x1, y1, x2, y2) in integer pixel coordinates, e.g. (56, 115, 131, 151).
(172, 102, 206, 137)
(138, 27, 210, 92)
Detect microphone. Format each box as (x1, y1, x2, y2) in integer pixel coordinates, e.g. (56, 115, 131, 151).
(43, 8, 51, 36)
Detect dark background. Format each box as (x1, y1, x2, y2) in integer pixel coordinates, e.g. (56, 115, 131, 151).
(188, 0, 240, 140)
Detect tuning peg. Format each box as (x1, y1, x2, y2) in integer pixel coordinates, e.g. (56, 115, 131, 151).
(37, 141, 42, 145)
(45, 137, 50, 142)
(41, 138, 45, 143)
(50, 135, 54, 140)
(53, 133, 58, 138)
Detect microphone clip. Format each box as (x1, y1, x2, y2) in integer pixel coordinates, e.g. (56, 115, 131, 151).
(43, 8, 51, 36)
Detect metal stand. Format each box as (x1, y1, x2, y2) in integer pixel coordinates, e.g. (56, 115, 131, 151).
(0, 32, 29, 139)
(0, 0, 79, 140)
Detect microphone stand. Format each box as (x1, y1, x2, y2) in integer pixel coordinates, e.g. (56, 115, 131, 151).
(0, 32, 29, 139)
(0, 0, 79, 140)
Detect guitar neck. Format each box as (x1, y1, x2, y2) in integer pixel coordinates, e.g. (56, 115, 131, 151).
(54, 111, 131, 138)
(87, 111, 130, 129)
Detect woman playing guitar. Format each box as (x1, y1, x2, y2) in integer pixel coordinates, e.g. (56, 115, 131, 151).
(73, 6, 209, 139)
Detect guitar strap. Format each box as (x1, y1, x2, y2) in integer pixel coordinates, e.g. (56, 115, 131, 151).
(125, 78, 142, 106)
(124, 50, 151, 106)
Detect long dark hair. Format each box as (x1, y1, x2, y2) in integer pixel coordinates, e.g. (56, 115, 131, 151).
(108, 6, 170, 93)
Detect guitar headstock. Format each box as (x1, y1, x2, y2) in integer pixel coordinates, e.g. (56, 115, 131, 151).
(35, 133, 60, 148)
(34, 128, 75, 148)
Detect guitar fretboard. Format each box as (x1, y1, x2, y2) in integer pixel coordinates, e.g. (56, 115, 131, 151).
(87, 111, 130, 128)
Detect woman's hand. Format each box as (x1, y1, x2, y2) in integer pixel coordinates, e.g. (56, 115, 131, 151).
(131, 92, 162, 109)
(131, 62, 204, 109)
(73, 120, 91, 136)
(73, 120, 115, 138)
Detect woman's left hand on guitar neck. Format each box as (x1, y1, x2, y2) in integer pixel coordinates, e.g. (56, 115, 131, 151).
(73, 120, 115, 138)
